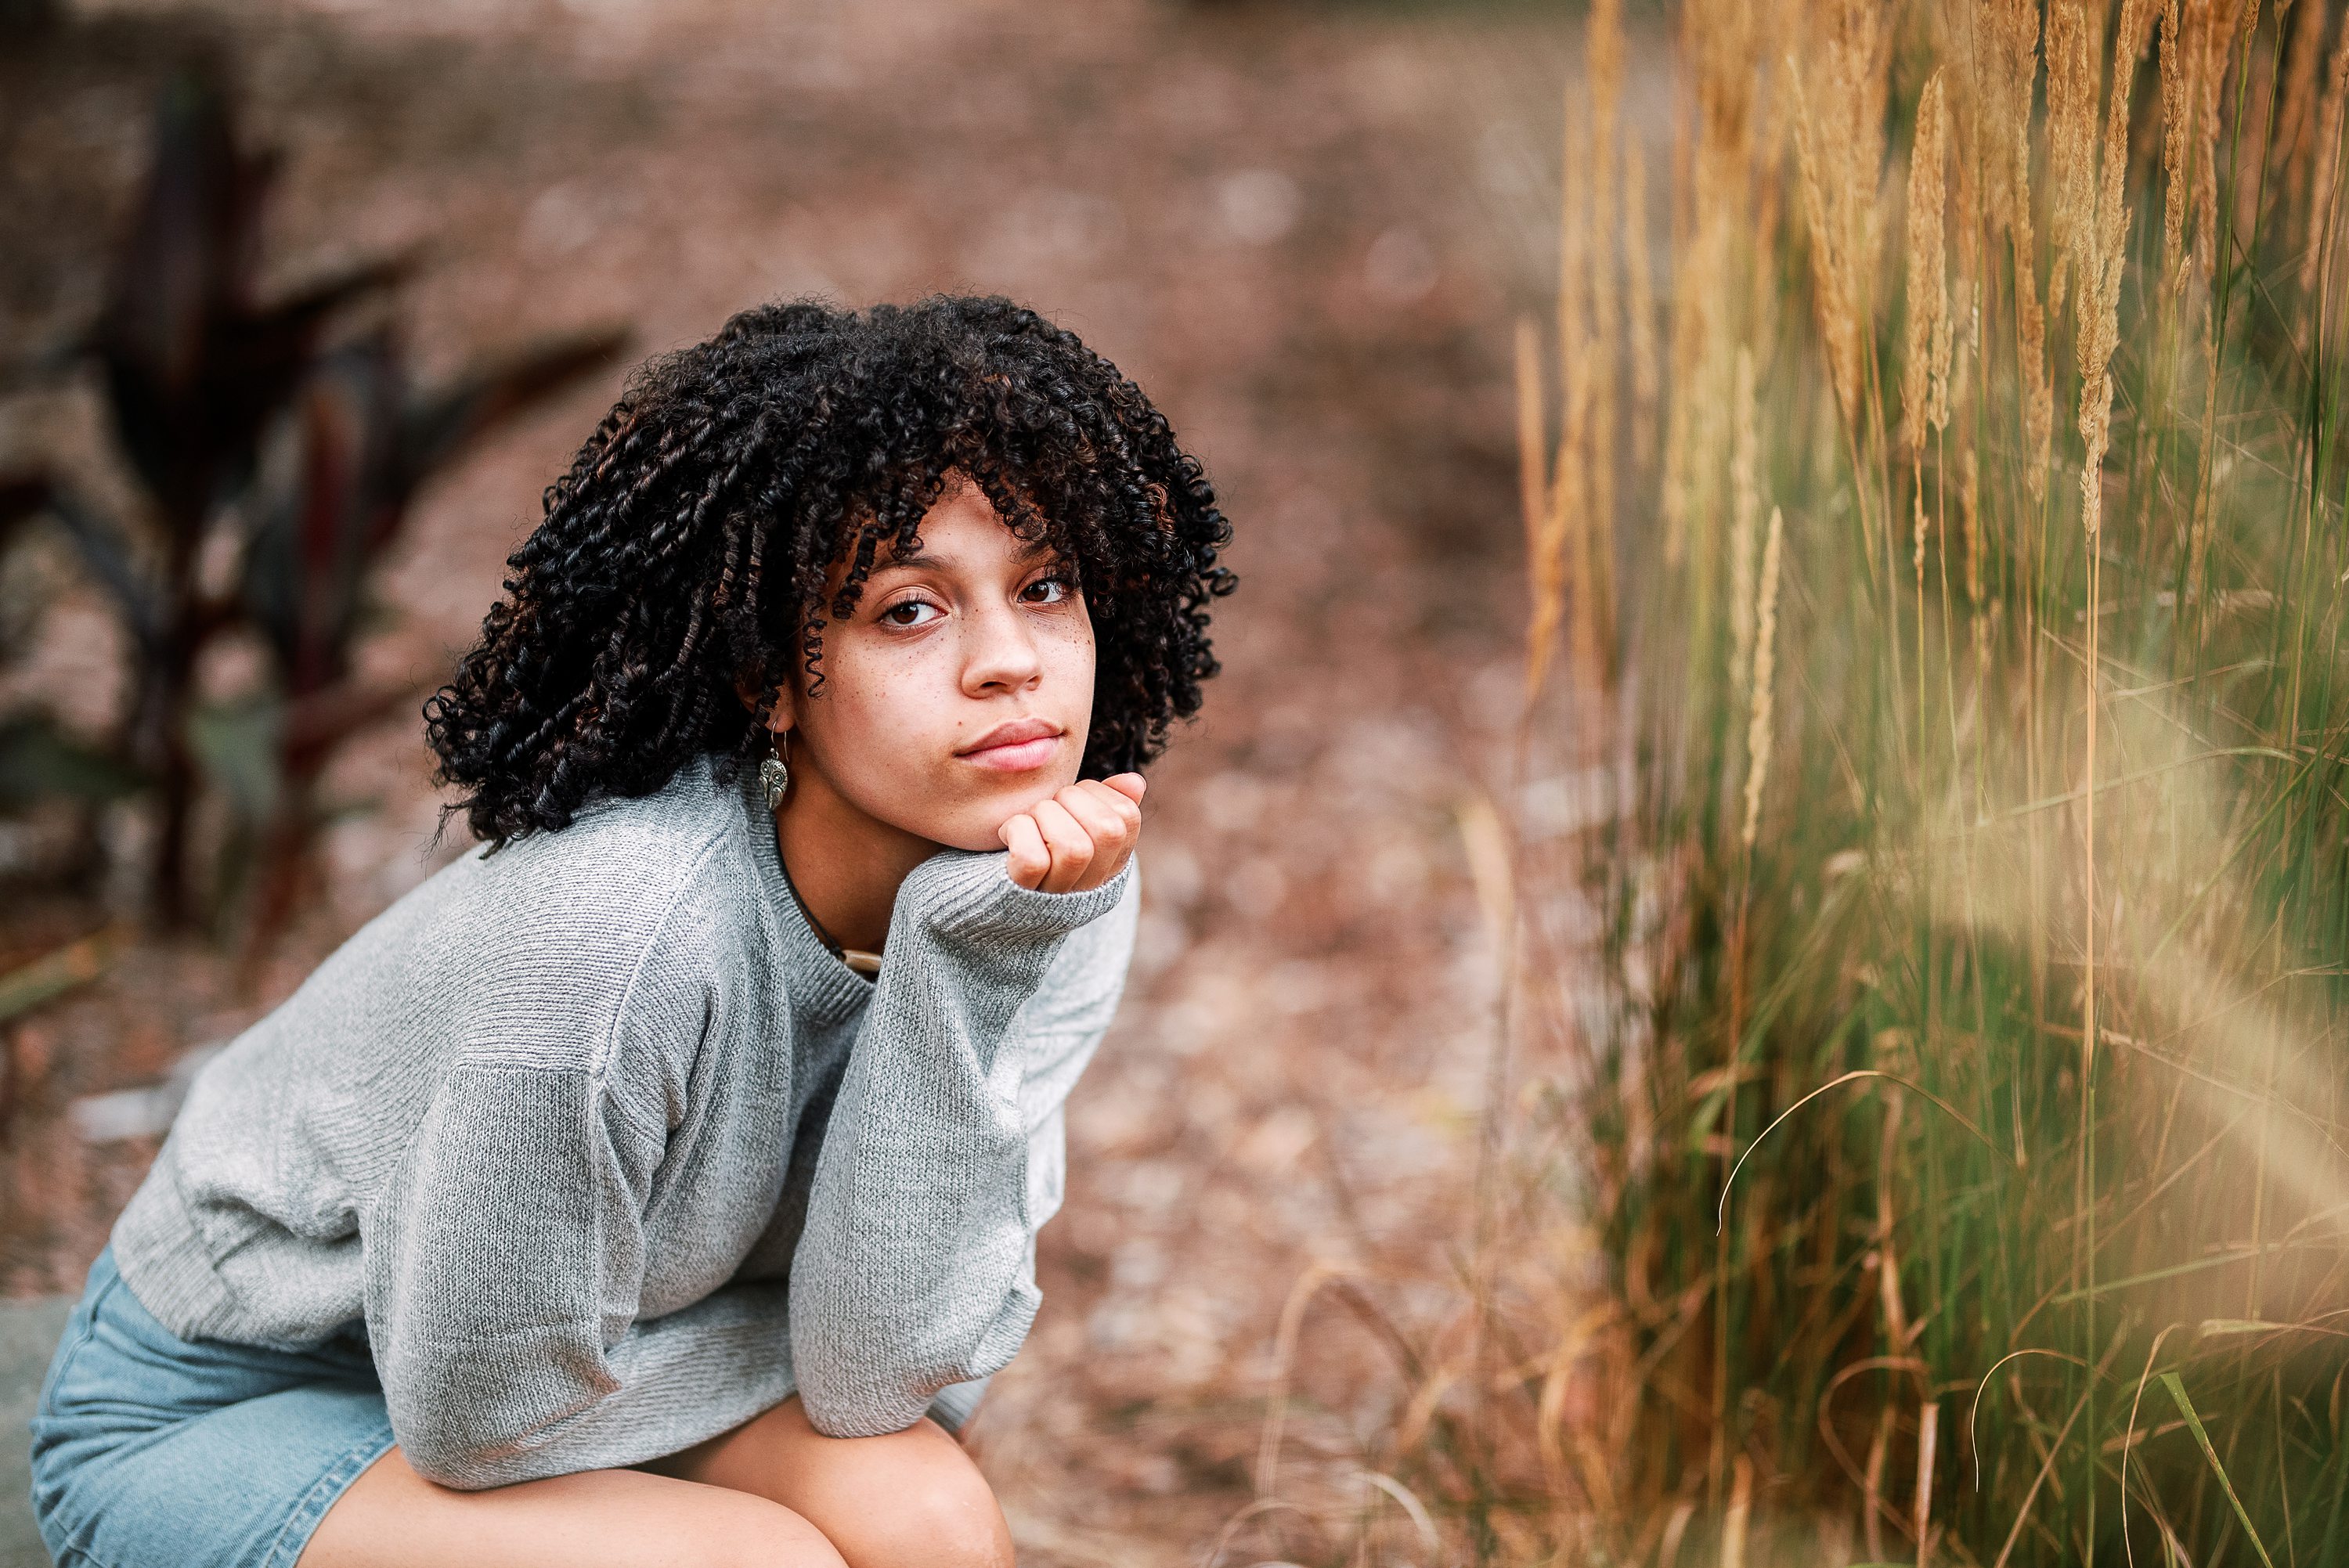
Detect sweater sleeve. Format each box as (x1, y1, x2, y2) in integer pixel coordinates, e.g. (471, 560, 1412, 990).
(360, 897, 792, 1491)
(787, 848, 1139, 1437)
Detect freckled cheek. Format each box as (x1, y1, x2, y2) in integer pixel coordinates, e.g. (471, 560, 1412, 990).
(1041, 637, 1096, 748)
(829, 652, 967, 772)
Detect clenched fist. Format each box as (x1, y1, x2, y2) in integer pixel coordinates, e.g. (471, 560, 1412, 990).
(997, 773, 1145, 892)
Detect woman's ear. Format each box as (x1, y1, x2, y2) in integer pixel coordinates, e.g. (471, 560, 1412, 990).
(731, 670, 796, 733)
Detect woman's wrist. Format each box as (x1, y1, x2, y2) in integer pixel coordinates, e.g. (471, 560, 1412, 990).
(897, 847, 1134, 947)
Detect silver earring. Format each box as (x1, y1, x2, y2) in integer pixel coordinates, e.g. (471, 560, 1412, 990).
(760, 729, 791, 812)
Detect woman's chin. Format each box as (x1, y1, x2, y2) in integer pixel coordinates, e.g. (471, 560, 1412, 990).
(932, 824, 1015, 855)
(921, 777, 1081, 856)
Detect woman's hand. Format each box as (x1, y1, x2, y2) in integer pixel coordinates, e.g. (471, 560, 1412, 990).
(997, 773, 1145, 892)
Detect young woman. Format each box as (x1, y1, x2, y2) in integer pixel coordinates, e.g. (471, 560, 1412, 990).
(27, 295, 1235, 1568)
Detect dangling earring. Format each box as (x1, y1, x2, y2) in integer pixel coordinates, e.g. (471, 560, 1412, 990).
(760, 727, 791, 812)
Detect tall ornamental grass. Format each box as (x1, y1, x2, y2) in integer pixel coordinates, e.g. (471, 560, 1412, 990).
(1364, 1, 2349, 1563)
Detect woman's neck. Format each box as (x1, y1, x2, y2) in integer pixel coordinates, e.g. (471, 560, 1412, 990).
(772, 763, 938, 955)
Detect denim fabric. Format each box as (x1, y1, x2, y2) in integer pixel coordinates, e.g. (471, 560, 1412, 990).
(28, 1246, 393, 1568)
(23, 1246, 994, 1567)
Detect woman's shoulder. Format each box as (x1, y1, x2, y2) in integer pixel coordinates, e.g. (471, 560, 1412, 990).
(456, 755, 748, 910)
(301, 757, 762, 1039)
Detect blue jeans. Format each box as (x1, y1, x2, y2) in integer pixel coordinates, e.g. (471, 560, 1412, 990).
(27, 1245, 395, 1568)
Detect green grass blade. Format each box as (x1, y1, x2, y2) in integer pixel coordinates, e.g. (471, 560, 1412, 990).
(2161, 1372, 2278, 1568)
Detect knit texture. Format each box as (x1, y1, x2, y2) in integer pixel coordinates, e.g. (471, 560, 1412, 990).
(106, 752, 1137, 1489)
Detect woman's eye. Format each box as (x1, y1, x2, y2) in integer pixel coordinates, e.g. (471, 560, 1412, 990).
(1021, 576, 1073, 605)
(879, 598, 942, 627)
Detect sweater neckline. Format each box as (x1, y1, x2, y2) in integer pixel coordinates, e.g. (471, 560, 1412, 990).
(770, 834, 882, 981)
(705, 754, 876, 1021)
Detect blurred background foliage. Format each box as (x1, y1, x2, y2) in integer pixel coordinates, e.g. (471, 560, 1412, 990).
(0, 53, 623, 968)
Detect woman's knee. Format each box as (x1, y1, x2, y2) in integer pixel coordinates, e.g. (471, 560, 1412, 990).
(687, 1491, 851, 1568)
(652, 1399, 1012, 1568)
(840, 1444, 1013, 1568)
(298, 1446, 850, 1568)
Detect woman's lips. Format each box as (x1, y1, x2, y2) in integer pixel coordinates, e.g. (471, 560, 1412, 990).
(957, 718, 1064, 773)
(958, 734, 1061, 772)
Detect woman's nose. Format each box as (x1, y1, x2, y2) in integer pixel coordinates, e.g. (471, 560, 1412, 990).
(961, 600, 1045, 694)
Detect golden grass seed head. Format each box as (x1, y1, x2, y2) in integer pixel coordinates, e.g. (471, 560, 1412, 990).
(1902, 70, 1950, 459)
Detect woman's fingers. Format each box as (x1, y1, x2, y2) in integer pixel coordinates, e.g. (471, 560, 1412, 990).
(998, 810, 1052, 889)
(998, 773, 1149, 894)
(1055, 781, 1141, 892)
(1024, 796, 1095, 892)
(1071, 777, 1143, 829)
(1055, 783, 1130, 850)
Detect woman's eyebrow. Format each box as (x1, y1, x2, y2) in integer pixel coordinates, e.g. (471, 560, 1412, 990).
(872, 538, 1056, 574)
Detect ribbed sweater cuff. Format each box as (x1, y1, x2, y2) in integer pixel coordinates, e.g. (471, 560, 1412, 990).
(897, 851, 1133, 944)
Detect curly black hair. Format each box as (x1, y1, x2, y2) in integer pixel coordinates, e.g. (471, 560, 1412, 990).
(422, 294, 1235, 850)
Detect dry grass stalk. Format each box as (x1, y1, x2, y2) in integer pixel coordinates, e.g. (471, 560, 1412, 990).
(1902, 69, 1952, 465)
(2064, 2, 2147, 1512)
(1624, 141, 1661, 468)
(1517, 317, 1568, 707)
(1901, 68, 1950, 752)
(1962, 445, 1987, 697)
(1862, 1403, 1894, 1563)
(1738, 506, 1783, 853)
(1720, 1454, 1754, 1568)
(2227, 0, 2263, 254)
(2190, 0, 2237, 282)
(1873, 1087, 1911, 1349)
(2160, 0, 2196, 288)
(2073, 0, 2157, 542)
(1253, 1260, 1346, 1501)
(1787, 0, 1893, 436)
(1658, 197, 1704, 571)
(1663, 289, 1733, 574)
(1785, 58, 1860, 429)
(1662, 0, 1773, 568)
(1554, 109, 1606, 716)
(1559, 103, 1590, 382)
(2273, 0, 2328, 222)
(1947, 89, 1980, 427)
(1535, 1303, 1615, 1509)
(1729, 344, 1761, 697)
(2181, 7, 2252, 601)
(1786, 73, 1851, 423)
(1517, 314, 1548, 556)
(2160, 0, 2230, 292)
(2303, 13, 2349, 297)
(1986, 0, 2055, 500)
(1562, 432, 1606, 723)
(2046, 0, 2102, 276)
(1913, 1399, 1940, 1568)
(1744, 174, 1784, 378)
(1585, 0, 1624, 568)
(1582, 0, 1629, 691)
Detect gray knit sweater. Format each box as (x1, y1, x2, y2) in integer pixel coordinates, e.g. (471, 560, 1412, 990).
(107, 752, 1138, 1490)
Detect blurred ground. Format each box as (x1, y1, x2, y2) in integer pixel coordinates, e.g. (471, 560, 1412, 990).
(0, 0, 1654, 1558)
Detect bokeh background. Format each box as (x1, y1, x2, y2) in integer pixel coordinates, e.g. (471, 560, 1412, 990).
(0, 0, 1642, 1559)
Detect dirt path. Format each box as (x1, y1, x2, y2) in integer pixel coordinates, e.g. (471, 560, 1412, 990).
(0, 1, 1596, 1555)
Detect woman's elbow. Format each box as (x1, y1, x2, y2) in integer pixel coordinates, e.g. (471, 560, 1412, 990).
(793, 1368, 936, 1440)
(384, 1376, 575, 1491)
(395, 1428, 518, 1492)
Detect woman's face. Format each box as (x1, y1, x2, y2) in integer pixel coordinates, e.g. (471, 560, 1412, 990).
(774, 473, 1096, 853)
